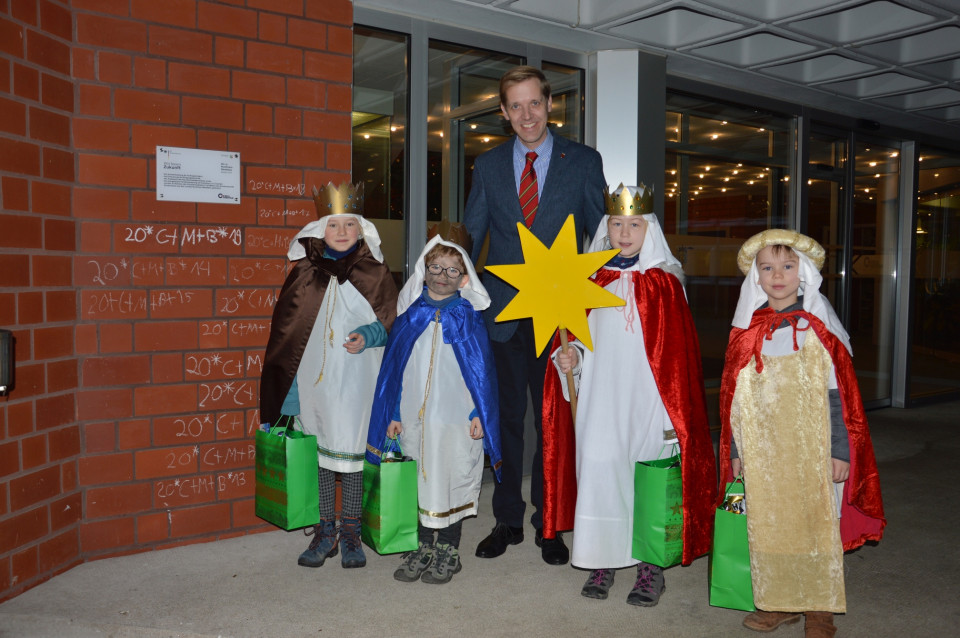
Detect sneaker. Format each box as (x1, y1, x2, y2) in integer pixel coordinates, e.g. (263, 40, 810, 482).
(297, 520, 338, 567)
(421, 542, 461, 584)
(581, 569, 615, 599)
(627, 562, 665, 607)
(394, 542, 434, 583)
(339, 516, 367, 568)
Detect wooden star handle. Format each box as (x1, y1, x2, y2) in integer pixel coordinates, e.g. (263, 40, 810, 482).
(559, 328, 577, 424)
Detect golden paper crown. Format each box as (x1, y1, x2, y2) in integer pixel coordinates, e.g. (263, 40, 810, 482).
(312, 182, 364, 218)
(604, 183, 654, 216)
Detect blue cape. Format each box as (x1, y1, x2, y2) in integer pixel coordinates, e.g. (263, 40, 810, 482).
(366, 294, 502, 482)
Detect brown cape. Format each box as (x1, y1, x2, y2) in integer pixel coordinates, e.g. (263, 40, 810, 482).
(259, 238, 398, 427)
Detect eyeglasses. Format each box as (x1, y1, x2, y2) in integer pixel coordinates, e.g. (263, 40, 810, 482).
(426, 263, 463, 278)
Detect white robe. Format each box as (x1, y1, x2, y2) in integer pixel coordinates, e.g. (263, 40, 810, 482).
(297, 277, 383, 473)
(559, 263, 677, 569)
(398, 315, 484, 529)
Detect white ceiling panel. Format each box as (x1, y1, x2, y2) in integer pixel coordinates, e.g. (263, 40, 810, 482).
(871, 87, 960, 110)
(505, 0, 582, 25)
(787, 1, 938, 43)
(355, 0, 960, 141)
(909, 57, 960, 82)
(699, 0, 843, 21)
(690, 33, 818, 66)
(915, 105, 960, 121)
(858, 26, 960, 64)
(822, 72, 934, 98)
(759, 54, 880, 83)
(608, 9, 744, 49)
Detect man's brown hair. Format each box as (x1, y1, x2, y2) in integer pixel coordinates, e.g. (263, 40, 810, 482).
(499, 65, 551, 107)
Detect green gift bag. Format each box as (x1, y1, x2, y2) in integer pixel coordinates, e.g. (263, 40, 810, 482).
(254, 416, 320, 530)
(361, 437, 418, 555)
(632, 445, 683, 568)
(709, 478, 756, 611)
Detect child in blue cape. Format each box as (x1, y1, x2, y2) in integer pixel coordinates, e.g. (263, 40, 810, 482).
(366, 236, 502, 585)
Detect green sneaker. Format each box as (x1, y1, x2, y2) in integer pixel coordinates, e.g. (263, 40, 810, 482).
(421, 542, 461, 584)
(394, 542, 434, 582)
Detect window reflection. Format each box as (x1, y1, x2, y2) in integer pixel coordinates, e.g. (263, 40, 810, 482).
(912, 147, 960, 399)
(353, 26, 409, 277)
(663, 92, 794, 425)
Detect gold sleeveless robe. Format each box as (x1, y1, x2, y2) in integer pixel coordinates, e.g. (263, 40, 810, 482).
(730, 333, 845, 613)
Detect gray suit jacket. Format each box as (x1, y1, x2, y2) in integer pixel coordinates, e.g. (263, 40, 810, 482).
(464, 133, 606, 343)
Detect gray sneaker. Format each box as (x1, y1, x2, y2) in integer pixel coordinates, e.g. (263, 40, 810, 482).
(393, 542, 434, 582)
(421, 542, 461, 584)
(627, 562, 665, 607)
(581, 568, 615, 599)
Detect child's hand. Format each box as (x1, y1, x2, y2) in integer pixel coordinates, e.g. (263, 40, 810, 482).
(469, 416, 483, 440)
(387, 420, 403, 438)
(831, 458, 849, 483)
(556, 347, 579, 374)
(344, 332, 365, 354)
(731, 458, 742, 478)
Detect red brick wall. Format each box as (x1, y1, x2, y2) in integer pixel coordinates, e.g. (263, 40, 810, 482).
(0, 0, 354, 602)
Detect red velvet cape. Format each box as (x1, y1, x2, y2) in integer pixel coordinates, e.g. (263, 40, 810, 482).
(542, 268, 717, 565)
(718, 308, 886, 551)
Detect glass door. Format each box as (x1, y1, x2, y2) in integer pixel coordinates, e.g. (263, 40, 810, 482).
(808, 130, 900, 404)
(850, 142, 900, 404)
(911, 147, 960, 400)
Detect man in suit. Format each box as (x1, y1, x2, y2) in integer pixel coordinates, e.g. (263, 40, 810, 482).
(464, 65, 606, 565)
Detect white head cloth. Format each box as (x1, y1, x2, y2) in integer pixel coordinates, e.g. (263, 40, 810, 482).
(588, 186, 681, 271)
(397, 235, 490, 315)
(286, 214, 384, 263)
(732, 237, 852, 354)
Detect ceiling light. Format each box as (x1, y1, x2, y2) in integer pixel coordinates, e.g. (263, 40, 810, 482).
(711, 134, 719, 140)
(869, 162, 877, 167)
(482, 137, 490, 143)
(390, 126, 397, 132)
(758, 128, 765, 132)
(748, 180, 754, 185)
(470, 124, 477, 129)
(784, 176, 790, 182)
(670, 169, 676, 175)
(891, 152, 898, 158)
(721, 121, 728, 125)
(732, 170, 739, 175)
(723, 178, 729, 182)
(721, 188, 727, 192)
(363, 134, 370, 139)
(705, 166, 711, 171)
(875, 173, 880, 178)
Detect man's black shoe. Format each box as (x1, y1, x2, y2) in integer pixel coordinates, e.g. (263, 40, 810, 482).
(535, 529, 569, 565)
(475, 523, 524, 558)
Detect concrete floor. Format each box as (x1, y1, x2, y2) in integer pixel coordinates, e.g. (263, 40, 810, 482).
(1, 400, 958, 638)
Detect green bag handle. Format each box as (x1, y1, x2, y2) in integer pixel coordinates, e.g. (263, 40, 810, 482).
(381, 436, 405, 461)
(724, 475, 745, 496)
(656, 442, 681, 466)
(270, 414, 303, 438)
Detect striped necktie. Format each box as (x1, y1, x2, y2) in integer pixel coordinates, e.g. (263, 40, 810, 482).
(519, 151, 538, 228)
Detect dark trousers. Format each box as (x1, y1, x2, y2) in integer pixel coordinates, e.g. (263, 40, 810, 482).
(490, 320, 549, 530)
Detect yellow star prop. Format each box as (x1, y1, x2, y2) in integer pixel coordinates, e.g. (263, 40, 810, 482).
(486, 215, 625, 356)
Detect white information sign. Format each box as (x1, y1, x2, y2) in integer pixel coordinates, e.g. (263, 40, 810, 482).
(156, 146, 241, 204)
